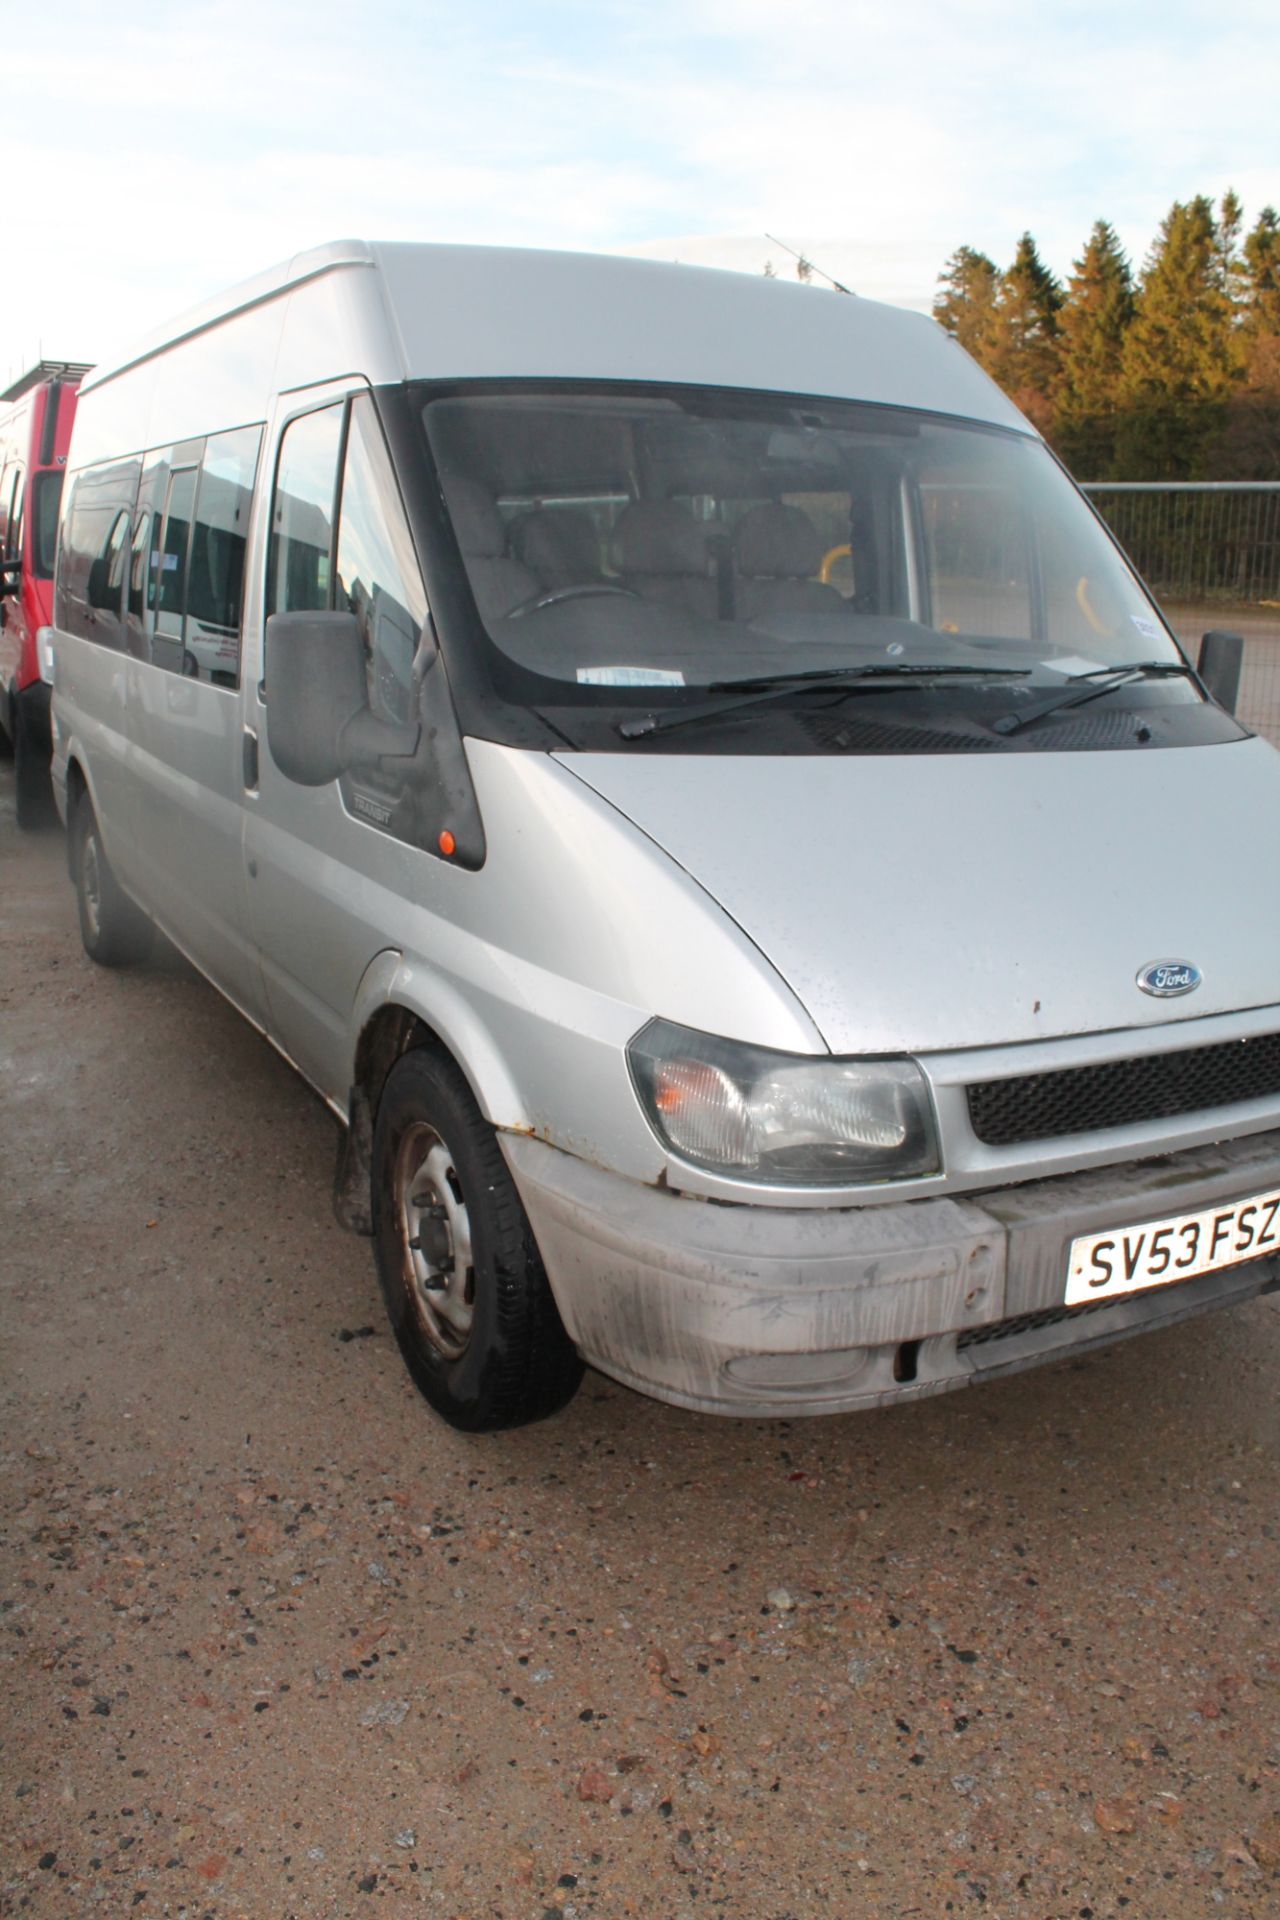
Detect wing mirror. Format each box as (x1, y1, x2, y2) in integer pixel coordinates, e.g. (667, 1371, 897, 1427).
(263, 610, 420, 786)
(1197, 630, 1244, 715)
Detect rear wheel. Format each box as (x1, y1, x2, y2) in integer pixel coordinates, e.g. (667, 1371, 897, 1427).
(371, 1047, 583, 1431)
(73, 794, 153, 966)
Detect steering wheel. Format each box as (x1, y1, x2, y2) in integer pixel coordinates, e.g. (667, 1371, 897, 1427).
(506, 583, 642, 619)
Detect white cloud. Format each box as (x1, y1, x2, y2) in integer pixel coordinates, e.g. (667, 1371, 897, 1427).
(2, 0, 1276, 384)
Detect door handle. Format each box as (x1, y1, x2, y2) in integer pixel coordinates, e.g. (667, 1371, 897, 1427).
(242, 726, 259, 790)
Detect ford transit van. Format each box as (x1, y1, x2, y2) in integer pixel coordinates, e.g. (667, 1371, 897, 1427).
(1, 361, 88, 824)
(49, 241, 1279, 1430)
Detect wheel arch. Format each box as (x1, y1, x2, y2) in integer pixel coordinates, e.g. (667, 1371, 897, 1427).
(64, 753, 91, 877)
(334, 952, 530, 1237)
(348, 951, 527, 1129)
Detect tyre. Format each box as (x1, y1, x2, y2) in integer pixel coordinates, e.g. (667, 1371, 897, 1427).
(13, 704, 54, 829)
(371, 1047, 583, 1431)
(72, 794, 153, 966)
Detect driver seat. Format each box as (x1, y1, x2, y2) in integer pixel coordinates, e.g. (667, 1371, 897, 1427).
(509, 507, 603, 592)
(443, 477, 538, 620)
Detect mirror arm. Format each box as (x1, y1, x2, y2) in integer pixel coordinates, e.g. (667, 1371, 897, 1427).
(339, 709, 421, 766)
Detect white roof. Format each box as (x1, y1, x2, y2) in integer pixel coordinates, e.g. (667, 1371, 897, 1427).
(83, 240, 1030, 436)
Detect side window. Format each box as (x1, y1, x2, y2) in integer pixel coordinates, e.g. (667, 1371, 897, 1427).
(184, 425, 262, 688)
(31, 471, 65, 579)
(128, 512, 153, 622)
(126, 453, 170, 662)
(919, 480, 1032, 639)
(91, 511, 131, 610)
(5, 464, 24, 564)
(55, 460, 139, 648)
(150, 465, 198, 674)
(267, 403, 343, 618)
(335, 394, 428, 724)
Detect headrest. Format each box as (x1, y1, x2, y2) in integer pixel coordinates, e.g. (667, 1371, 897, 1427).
(732, 503, 824, 580)
(443, 476, 505, 558)
(610, 500, 710, 577)
(509, 507, 600, 576)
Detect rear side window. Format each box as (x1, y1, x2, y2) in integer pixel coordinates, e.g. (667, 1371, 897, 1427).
(125, 453, 171, 662)
(56, 460, 140, 648)
(183, 426, 261, 687)
(267, 404, 343, 617)
(31, 471, 64, 578)
(150, 466, 198, 674)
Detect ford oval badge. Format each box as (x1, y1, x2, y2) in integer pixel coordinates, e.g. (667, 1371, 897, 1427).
(1137, 960, 1202, 998)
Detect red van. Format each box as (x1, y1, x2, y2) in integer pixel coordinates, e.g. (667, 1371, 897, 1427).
(0, 362, 91, 825)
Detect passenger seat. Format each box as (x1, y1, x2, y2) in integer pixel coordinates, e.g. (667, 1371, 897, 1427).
(610, 501, 717, 619)
(732, 503, 842, 620)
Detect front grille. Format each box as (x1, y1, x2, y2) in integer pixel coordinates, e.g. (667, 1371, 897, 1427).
(967, 1030, 1280, 1147)
(957, 1298, 1116, 1350)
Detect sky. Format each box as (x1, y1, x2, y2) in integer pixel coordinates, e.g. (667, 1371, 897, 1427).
(3, 0, 1277, 389)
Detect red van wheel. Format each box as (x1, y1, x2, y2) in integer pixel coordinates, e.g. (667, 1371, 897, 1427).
(13, 704, 53, 830)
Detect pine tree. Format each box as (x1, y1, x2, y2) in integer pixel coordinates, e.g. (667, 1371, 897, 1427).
(933, 247, 1000, 370)
(1214, 206, 1280, 477)
(1116, 195, 1242, 476)
(988, 232, 1063, 431)
(1243, 206, 1280, 334)
(1052, 221, 1135, 475)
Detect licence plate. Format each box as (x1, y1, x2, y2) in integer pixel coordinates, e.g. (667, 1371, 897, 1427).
(1065, 1185, 1280, 1306)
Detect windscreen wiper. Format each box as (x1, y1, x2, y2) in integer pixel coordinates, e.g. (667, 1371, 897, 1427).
(990, 661, 1200, 737)
(617, 663, 1032, 740)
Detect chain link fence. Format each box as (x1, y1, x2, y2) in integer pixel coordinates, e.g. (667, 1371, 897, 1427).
(1084, 482, 1280, 747)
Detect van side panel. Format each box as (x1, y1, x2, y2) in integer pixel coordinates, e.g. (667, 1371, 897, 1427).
(55, 295, 298, 1021)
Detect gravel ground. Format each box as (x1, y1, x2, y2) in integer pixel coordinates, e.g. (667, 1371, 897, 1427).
(2, 762, 1279, 1920)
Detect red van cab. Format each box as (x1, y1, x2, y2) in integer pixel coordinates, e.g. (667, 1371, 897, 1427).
(0, 362, 91, 825)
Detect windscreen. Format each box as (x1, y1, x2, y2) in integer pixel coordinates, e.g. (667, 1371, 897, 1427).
(418, 384, 1223, 754)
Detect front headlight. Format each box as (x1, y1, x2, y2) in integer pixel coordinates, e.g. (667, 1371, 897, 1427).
(36, 627, 55, 686)
(628, 1019, 941, 1185)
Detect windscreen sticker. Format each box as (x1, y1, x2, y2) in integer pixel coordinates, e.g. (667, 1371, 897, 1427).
(1041, 654, 1106, 677)
(1130, 614, 1160, 640)
(576, 666, 686, 687)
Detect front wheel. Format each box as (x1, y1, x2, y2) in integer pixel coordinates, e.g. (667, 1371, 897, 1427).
(371, 1048, 583, 1431)
(73, 794, 153, 966)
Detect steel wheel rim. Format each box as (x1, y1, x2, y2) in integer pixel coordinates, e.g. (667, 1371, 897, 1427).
(82, 833, 102, 941)
(395, 1121, 475, 1360)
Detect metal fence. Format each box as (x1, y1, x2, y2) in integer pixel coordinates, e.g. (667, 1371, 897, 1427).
(1081, 482, 1280, 746)
(1082, 482, 1280, 604)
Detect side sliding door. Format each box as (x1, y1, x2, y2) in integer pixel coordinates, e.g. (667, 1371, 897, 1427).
(125, 425, 269, 1024)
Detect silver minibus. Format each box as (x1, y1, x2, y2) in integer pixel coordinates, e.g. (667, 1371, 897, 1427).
(50, 240, 1280, 1428)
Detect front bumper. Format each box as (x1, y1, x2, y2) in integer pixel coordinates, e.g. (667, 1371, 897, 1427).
(502, 1129, 1280, 1416)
